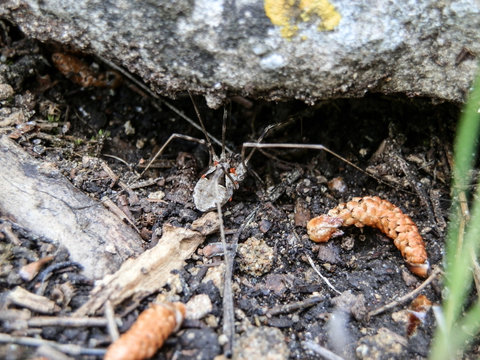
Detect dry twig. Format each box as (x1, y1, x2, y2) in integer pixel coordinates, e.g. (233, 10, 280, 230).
(0, 222, 21, 245)
(220, 205, 258, 357)
(368, 266, 442, 318)
(0, 333, 105, 356)
(265, 296, 323, 316)
(303, 341, 346, 360)
(105, 300, 120, 341)
(18, 255, 54, 281)
(7, 286, 59, 314)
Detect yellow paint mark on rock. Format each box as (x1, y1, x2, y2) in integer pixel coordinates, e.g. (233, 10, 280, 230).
(264, 0, 341, 38)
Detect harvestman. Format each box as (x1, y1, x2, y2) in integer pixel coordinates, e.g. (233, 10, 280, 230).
(140, 94, 369, 212)
(138, 99, 371, 357)
(138, 97, 432, 356)
(99, 54, 366, 207)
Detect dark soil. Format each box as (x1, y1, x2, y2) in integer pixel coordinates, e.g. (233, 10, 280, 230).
(0, 20, 469, 359)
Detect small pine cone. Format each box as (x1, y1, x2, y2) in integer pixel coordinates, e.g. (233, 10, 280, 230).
(307, 196, 429, 277)
(104, 302, 186, 360)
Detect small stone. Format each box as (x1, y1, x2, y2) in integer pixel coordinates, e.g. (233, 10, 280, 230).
(237, 237, 274, 276)
(177, 328, 221, 360)
(201, 242, 225, 257)
(401, 269, 419, 286)
(186, 294, 213, 320)
(218, 334, 229, 346)
(204, 314, 219, 328)
(123, 120, 135, 135)
(328, 176, 347, 193)
(203, 263, 225, 293)
(263, 273, 289, 296)
(391, 309, 409, 324)
(259, 219, 272, 233)
(294, 198, 311, 227)
(148, 190, 165, 201)
(191, 211, 220, 236)
(317, 243, 341, 264)
(356, 327, 408, 360)
(331, 290, 367, 321)
(0, 83, 14, 101)
(233, 326, 289, 360)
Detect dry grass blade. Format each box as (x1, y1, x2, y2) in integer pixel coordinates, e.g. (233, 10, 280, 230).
(305, 254, 341, 295)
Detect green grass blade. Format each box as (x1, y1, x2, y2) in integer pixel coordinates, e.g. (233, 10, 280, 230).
(430, 68, 480, 359)
(444, 71, 480, 328)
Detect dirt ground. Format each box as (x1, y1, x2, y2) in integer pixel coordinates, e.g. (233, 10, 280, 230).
(0, 20, 472, 359)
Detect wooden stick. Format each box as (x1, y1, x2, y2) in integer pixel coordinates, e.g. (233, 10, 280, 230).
(303, 341, 346, 360)
(0, 333, 106, 356)
(0, 136, 144, 280)
(265, 296, 323, 316)
(368, 266, 442, 318)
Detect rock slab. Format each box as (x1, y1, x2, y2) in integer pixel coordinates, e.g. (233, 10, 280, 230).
(2, 1, 480, 106)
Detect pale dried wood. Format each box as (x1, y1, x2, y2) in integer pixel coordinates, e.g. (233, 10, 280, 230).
(7, 286, 60, 314)
(75, 213, 219, 316)
(0, 136, 144, 279)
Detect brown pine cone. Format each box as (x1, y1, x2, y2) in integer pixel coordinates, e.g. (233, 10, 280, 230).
(104, 302, 186, 360)
(307, 196, 429, 277)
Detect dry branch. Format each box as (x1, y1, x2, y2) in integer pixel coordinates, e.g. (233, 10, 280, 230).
(0, 136, 144, 279)
(7, 286, 60, 314)
(75, 212, 219, 316)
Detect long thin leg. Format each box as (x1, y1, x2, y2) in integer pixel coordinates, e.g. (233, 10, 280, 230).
(242, 142, 387, 185)
(139, 133, 206, 177)
(189, 91, 217, 164)
(241, 116, 299, 164)
(221, 106, 228, 159)
(162, 98, 233, 154)
(96, 55, 232, 153)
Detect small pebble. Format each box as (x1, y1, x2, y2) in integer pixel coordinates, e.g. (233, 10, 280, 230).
(294, 198, 311, 227)
(328, 176, 347, 193)
(148, 190, 165, 201)
(317, 243, 341, 264)
(0, 83, 14, 101)
(233, 326, 290, 360)
(259, 219, 272, 233)
(237, 237, 274, 276)
(202, 263, 225, 293)
(356, 327, 407, 360)
(186, 294, 212, 320)
(177, 328, 221, 360)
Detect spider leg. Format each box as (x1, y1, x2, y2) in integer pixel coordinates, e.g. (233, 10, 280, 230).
(242, 142, 392, 187)
(139, 133, 206, 177)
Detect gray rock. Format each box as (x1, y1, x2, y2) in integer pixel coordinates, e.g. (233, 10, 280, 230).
(2, 1, 480, 107)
